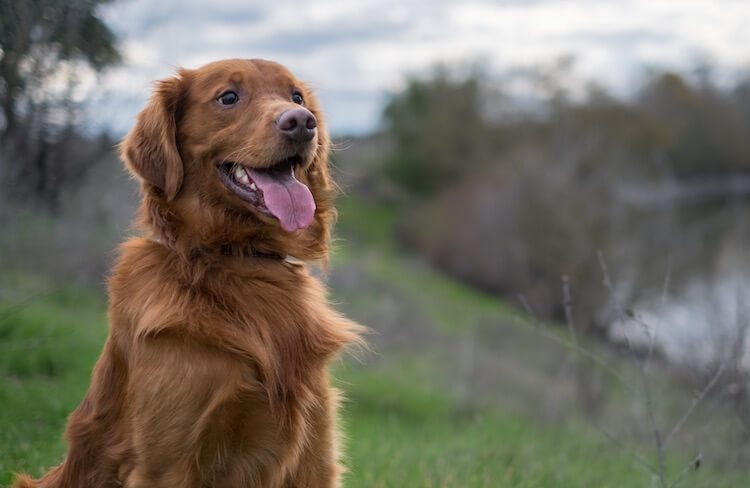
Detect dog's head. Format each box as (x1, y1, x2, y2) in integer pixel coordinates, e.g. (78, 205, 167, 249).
(121, 59, 335, 261)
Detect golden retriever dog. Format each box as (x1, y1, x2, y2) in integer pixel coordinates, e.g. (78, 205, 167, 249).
(14, 59, 364, 488)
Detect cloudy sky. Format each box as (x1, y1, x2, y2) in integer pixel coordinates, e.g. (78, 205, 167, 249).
(90, 0, 750, 136)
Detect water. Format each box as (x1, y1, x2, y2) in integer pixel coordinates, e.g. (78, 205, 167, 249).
(610, 246, 750, 373)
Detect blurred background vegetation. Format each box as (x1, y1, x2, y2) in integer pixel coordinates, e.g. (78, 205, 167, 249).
(2, 1, 750, 487)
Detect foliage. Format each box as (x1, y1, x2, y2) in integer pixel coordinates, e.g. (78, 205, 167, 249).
(0, 0, 120, 134)
(381, 67, 500, 197)
(382, 66, 750, 194)
(638, 73, 750, 177)
(379, 65, 750, 328)
(0, 0, 121, 211)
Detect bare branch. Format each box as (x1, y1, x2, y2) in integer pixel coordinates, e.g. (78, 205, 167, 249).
(664, 364, 725, 447)
(668, 453, 702, 488)
(517, 293, 633, 394)
(598, 251, 667, 488)
(561, 275, 577, 345)
(591, 421, 658, 476)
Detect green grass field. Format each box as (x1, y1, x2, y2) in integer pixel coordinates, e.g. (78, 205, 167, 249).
(1, 198, 748, 486)
(0, 282, 746, 487)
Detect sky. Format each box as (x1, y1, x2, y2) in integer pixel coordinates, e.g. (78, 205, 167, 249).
(88, 0, 750, 136)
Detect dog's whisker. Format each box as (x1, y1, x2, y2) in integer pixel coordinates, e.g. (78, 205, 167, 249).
(221, 143, 264, 166)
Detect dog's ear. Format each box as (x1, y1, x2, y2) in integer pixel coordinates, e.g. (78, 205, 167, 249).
(121, 73, 187, 200)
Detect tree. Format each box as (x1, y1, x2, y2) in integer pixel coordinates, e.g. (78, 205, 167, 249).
(381, 67, 496, 197)
(0, 0, 121, 210)
(638, 72, 750, 176)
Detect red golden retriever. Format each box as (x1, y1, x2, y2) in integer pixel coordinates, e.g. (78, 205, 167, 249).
(14, 59, 364, 488)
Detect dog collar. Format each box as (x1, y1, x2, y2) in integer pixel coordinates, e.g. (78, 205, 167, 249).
(219, 244, 286, 260)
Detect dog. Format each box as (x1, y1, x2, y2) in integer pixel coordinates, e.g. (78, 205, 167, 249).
(14, 59, 364, 488)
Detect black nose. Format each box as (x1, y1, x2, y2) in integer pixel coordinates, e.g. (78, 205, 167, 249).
(276, 108, 317, 142)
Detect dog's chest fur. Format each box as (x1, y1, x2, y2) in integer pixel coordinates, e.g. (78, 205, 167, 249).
(112, 238, 351, 399)
(105, 239, 360, 484)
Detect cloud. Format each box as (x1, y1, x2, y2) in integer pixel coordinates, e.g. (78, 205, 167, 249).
(89, 0, 750, 136)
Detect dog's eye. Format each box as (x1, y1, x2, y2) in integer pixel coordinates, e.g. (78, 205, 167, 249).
(291, 91, 304, 105)
(217, 91, 239, 105)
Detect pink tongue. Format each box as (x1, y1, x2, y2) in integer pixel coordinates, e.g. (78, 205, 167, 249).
(246, 166, 316, 232)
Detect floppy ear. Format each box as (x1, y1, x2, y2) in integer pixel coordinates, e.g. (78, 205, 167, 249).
(121, 75, 186, 200)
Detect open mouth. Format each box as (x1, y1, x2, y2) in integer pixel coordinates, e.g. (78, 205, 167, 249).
(216, 155, 316, 232)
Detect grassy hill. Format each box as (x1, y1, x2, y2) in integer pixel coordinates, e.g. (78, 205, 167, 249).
(0, 197, 748, 487)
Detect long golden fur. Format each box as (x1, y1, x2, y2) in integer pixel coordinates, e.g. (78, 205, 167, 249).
(14, 59, 364, 488)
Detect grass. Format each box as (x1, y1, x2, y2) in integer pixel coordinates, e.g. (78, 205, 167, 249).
(1, 290, 743, 487)
(0, 286, 108, 486)
(335, 196, 399, 248)
(334, 196, 518, 332)
(338, 362, 747, 488)
(0, 198, 748, 486)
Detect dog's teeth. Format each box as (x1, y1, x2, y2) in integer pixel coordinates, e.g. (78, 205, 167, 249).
(233, 166, 252, 186)
(249, 182, 257, 191)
